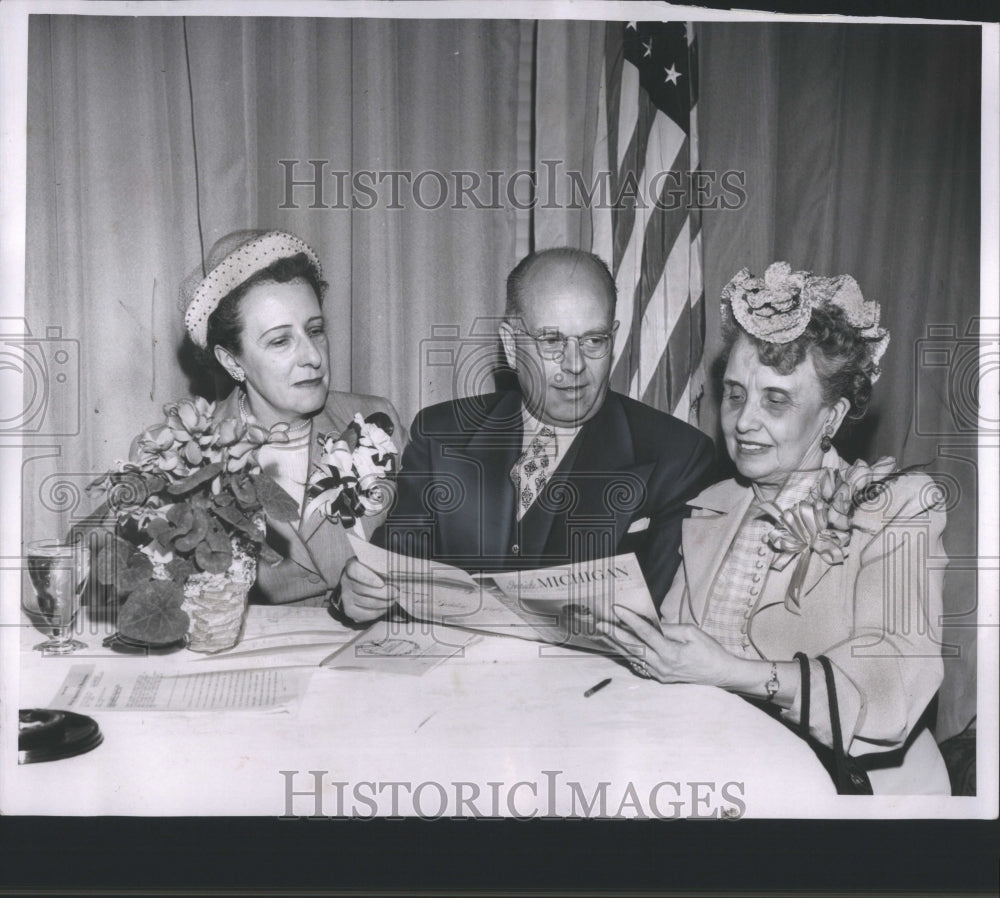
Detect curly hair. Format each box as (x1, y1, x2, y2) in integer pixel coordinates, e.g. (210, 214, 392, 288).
(204, 252, 328, 362)
(720, 302, 877, 420)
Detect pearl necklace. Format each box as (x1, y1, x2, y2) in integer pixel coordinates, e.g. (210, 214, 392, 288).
(238, 389, 312, 436)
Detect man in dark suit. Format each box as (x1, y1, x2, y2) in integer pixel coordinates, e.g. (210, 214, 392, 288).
(339, 247, 715, 621)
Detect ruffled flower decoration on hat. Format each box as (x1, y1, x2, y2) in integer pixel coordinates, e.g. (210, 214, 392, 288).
(183, 230, 322, 350)
(721, 261, 890, 383)
(722, 262, 812, 344)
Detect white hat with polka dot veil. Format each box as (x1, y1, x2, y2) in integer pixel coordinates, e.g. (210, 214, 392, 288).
(182, 230, 322, 349)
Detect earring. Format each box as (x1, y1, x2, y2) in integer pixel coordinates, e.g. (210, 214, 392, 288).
(232, 369, 245, 383)
(820, 425, 835, 453)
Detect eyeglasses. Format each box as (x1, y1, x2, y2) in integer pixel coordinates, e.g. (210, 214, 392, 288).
(511, 326, 617, 360)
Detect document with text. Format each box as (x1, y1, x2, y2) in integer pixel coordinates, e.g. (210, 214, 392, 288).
(347, 535, 659, 654)
(48, 663, 312, 712)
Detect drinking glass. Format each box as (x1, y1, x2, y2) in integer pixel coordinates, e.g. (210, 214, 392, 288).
(24, 540, 91, 654)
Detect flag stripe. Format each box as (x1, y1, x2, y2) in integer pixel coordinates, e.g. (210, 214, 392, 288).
(611, 90, 657, 273)
(591, 64, 614, 284)
(632, 217, 690, 399)
(640, 295, 693, 413)
(609, 122, 687, 390)
(636, 135, 689, 322)
(616, 62, 641, 183)
(604, 23, 625, 202)
(688, 31, 700, 107)
(593, 21, 707, 427)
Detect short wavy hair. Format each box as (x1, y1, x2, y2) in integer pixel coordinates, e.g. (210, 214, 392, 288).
(720, 301, 878, 420)
(204, 252, 328, 362)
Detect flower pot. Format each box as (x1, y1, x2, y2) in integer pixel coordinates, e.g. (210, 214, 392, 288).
(181, 535, 257, 653)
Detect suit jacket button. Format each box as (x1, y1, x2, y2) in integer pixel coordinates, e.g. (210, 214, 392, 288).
(511, 544, 520, 555)
(308, 574, 322, 584)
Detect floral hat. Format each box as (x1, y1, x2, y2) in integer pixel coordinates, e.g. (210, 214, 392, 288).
(721, 261, 890, 381)
(182, 230, 322, 350)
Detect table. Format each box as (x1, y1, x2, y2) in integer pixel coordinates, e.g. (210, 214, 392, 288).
(6, 605, 836, 817)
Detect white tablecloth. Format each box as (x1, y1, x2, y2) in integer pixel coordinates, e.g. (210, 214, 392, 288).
(7, 605, 835, 817)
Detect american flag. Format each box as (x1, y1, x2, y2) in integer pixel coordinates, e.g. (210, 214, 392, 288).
(591, 21, 706, 425)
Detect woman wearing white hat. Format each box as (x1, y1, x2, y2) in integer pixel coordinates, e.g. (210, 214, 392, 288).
(180, 229, 407, 605)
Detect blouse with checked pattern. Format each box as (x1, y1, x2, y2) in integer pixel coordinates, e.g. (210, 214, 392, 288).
(699, 468, 823, 657)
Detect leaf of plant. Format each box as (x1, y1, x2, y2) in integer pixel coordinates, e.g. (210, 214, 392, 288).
(167, 503, 195, 534)
(117, 553, 155, 596)
(95, 537, 136, 586)
(173, 506, 209, 552)
(145, 473, 169, 494)
(117, 580, 188, 644)
(195, 540, 232, 574)
(166, 461, 224, 496)
(191, 491, 213, 510)
(225, 513, 262, 541)
(231, 473, 258, 508)
(252, 472, 299, 522)
(165, 556, 196, 581)
(205, 523, 230, 554)
(146, 517, 173, 539)
(211, 503, 250, 529)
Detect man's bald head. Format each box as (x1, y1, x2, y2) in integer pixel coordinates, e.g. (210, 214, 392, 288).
(505, 248, 616, 323)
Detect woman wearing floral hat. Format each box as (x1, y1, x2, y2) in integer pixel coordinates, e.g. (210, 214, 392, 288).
(173, 229, 407, 606)
(600, 262, 949, 794)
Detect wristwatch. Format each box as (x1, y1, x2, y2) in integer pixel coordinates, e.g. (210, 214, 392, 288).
(764, 662, 780, 702)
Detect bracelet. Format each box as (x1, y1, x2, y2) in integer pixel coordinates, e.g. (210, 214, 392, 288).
(764, 661, 779, 702)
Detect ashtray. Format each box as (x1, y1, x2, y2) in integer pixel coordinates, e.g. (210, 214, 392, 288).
(18, 709, 103, 764)
(102, 632, 189, 654)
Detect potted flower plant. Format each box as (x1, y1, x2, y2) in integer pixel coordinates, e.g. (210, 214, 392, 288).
(89, 397, 299, 651)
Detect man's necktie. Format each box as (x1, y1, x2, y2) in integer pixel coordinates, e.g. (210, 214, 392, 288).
(511, 426, 557, 520)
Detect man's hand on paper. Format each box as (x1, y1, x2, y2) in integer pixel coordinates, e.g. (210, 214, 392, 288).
(340, 557, 398, 622)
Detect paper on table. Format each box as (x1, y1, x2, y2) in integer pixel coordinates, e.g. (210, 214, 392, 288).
(320, 615, 481, 675)
(348, 535, 528, 635)
(346, 534, 657, 653)
(48, 663, 312, 712)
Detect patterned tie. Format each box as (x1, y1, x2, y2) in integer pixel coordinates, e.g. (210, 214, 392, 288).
(511, 426, 557, 520)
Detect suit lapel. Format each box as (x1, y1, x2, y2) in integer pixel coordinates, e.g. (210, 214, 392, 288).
(519, 393, 645, 561)
(681, 480, 754, 625)
(452, 392, 523, 561)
